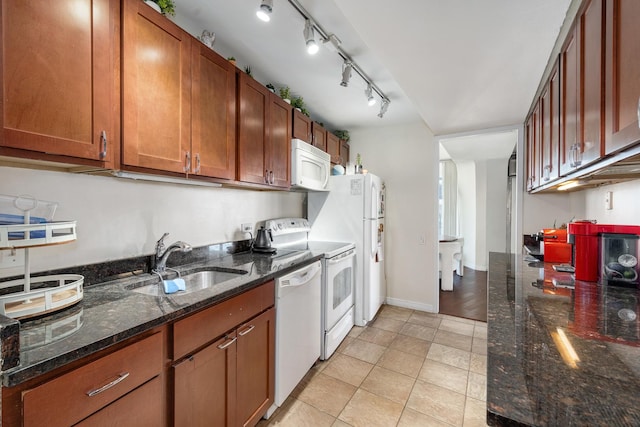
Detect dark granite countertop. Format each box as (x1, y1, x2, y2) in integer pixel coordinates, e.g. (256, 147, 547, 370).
(487, 252, 640, 426)
(0, 245, 323, 387)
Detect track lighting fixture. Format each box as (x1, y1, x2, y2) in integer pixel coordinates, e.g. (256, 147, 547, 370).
(365, 84, 376, 106)
(340, 61, 352, 87)
(269, 0, 389, 116)
(323, 34, 342, 52)
(256, 0, 273, 22)
(303, 20, 319, 55)
(378, 98, 390, 118)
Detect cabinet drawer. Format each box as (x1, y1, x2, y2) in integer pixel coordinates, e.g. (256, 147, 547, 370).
(23, 332, 163, 427)
(173, 281, 274, 360)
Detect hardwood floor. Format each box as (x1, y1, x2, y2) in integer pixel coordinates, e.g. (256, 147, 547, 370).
(439, 267, 487, 322)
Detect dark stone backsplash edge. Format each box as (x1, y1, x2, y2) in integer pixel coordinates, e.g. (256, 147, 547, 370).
(0, 239, 253, 287)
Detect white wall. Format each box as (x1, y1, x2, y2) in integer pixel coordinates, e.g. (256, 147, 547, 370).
(348, 121, 439, 313)
(583, 180, 640, 223)
(455, 158, 509, 271)
(521, 190, 585, 234)
(456, 161, 477, 268)
(485, 159, 509, 254)
(0, 167, 304, 278)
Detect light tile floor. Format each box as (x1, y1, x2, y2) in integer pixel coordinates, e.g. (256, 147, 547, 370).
(259, 305, 489, 427)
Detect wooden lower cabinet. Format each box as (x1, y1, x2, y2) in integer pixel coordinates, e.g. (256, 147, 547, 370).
(173, 307, 275, 427)
(236, 309, 276, 427)
(173, 281, 275, 427)
(174, 332, 237, 427)
(75, 377, 165, 427)
(1, 330, 167, 427)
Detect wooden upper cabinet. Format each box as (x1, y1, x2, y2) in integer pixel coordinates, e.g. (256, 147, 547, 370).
(268, 96, 292, 188)
(560, 26, 580, 176)
(540, 63, 560, 184)
(238, 73, 269, 185)
(339, 140, 350, 167)
(579, 0, 604, 167)
(122, 1, 191, 174)
(0, 0, 118, 166)
(311, 123, 327, 152)
(292, 109, 312, 143)
(326, 132, 340, 164)
(605, 0, 640, 154)
(238, 73, 291, 189)
(526, 104, 541, 191)
(191, 43, 236, 180)
(560, 0, 605, 176)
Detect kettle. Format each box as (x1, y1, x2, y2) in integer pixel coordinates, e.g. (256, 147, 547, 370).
(254, 226, 273, 250)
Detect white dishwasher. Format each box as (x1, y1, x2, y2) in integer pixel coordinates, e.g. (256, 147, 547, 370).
(265, 260, 321, 418)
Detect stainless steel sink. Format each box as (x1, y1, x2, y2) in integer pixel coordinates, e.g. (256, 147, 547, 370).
(127, 268, 248, 296)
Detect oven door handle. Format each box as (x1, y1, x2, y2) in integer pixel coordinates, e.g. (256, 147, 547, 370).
(328, 250, 356, 265)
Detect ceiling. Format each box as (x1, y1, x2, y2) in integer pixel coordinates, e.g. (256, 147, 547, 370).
(173, 0, 572, 152)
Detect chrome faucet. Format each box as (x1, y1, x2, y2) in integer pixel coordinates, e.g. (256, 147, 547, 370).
(154, 233, 192, 275)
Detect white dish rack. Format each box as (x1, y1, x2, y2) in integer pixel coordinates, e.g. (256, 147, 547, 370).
(0, 195, 82, 319)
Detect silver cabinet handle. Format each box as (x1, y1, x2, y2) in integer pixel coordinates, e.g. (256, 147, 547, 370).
(637, 96, 640, 127)
(264, 169, 269, 184)
(184, 151, 191, 173)
(543, 165, 551, 182)
(99, 130, 107, 159)
(217, 336, 237, 350)
(238, 324, 255, 336)
(86, 372, 130, 397)
(194, 153, 201, 174)
(269, 170, 274, 184)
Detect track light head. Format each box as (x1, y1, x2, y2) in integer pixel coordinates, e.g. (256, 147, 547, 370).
(256, 0, 273, 22)
(304, 20, 319, 55)
(365, 84, 376, 106)
(378, 98, 390, 118)
(340, 61, 352, 87)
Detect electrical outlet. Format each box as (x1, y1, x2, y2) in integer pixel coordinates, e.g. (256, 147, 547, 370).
(241, 223, 253, 234)
(605, 191, 613, 210)
(418, 234, 426, 245)
(0, 249, 24, 269)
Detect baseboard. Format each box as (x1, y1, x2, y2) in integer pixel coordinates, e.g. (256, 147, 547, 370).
(385, 297, 436, 314)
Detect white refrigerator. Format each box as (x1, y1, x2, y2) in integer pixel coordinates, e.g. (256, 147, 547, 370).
(308, 173, 386, 326)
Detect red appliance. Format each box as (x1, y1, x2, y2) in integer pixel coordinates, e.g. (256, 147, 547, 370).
(568, 221, 640, 282)
(542, 228, 571, 263)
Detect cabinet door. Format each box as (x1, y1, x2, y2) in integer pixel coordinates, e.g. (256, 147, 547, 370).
(292, 109, 312, 143)
(579, 0, 604, 167)
(1, 0, 116, 165)
(312, 123, 327, 151)
(561, 27, 580, 175)
(526, 103, 541, 190)
(238, 74, 269, 185)
(605, 0, 640, 154)
(540, 64, 560, 184)
(122, 1, 191, 174)
(339, 140, 350, 167)
(75, 377, 165, 427)
(267, 95, 292, 188)
(174, 333, 237, 427)
(327, 132, 340, 164)
(236, 308, 275, 427)
(191, 43, 236, 180)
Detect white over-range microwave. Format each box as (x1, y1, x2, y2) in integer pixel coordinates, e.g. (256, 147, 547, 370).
(290, 139, 330, 191)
